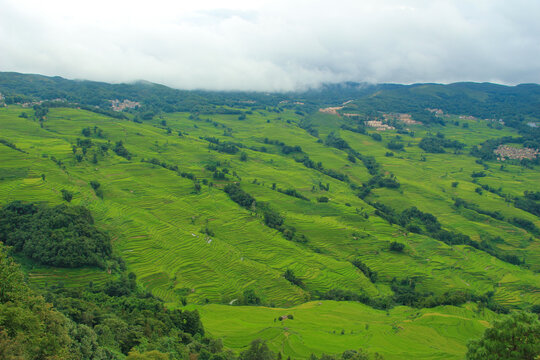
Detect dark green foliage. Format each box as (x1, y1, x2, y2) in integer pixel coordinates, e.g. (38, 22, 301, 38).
(90, 181, 104, 199)
(223, 186, 307, 243)
(95, 188, 103, 198)
(389, 242, 405, 252)
(511, 217, 540, 235)
(370, 133, 382, 141)
(477, 238, 524, 265)
(283, 269, 304, 288)
(325, 132, 350, 150)
(209, 142, 239, 154)
(277, 188, 309, 201)
(224, 184, 255, 209)
(113, 141, 132, 160)
(261, 204, 284, 229)
(471, 171, 486, 178)
(281, 145, 302, 155)
(340, 124, 366, 135)
(203, 136, 242, 154)
(242, 289, 261, 305)
(419, 136, 465, 153)
(239, 339, 274, 360)
(524, 191, 540, 201)
(90, 180, 101, 190)
(351, 259, 377, 283)
(213, 170, 228, 180)
(46, 272, 206, 357)
(317, 196, 329, 203)
(454, 198, 504, 220)
(0, 202, 112, 268)
(62, 189, 74, 202)
(322, 168, 349, 182)
(240, 152, 248, 161)
(81, 127, 92, 137)
(0, 243, 215, 359)
(367, 174, 400, 189)
(34, 104, 49, 119)
(300, 122, 319, 137)
(386, 140, 404, 151)
(466, 311, 540, 360)
(358, 155, 379, 175)
(262, 138, 303, 155)
(0, 244, 72, 359)
(0, 138, 26, 153)
(309, 349, 374, 360)
(321, 285, 507, 314)
(514, 197, 540, 217)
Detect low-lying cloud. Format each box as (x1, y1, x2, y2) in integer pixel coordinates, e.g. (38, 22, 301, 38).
(1, 0, 539, 91)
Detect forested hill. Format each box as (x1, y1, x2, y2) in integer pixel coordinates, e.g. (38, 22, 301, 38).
(1, 72, 540, 126)
(346, 82, 540, 125)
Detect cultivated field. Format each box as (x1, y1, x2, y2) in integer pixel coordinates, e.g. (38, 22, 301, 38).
(0, 103, 538, 358)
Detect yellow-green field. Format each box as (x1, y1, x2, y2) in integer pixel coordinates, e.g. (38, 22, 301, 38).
(0, 103, 538, 359)
(194, 301, 496, 359)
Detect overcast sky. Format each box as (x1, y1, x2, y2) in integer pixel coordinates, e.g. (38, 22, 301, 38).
(1, 0, 539, 91)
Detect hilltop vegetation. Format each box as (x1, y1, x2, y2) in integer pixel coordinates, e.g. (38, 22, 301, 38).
(0, 201, 114, 268)
(0, 73, 539, 358)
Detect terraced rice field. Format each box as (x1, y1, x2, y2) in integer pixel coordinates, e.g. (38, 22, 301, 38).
(0, 103, 538, 358)
(194, 301, 496, 359)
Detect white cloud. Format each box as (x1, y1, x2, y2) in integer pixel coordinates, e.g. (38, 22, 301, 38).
(0, 0, 539, 91)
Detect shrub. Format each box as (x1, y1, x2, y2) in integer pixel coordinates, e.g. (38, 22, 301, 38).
(61, 189, 73, 202)
(389, 241, 405, 252)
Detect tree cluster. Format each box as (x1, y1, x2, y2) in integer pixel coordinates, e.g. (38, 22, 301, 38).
(0, 202, 113, 268)
(419, 136, 465, 153)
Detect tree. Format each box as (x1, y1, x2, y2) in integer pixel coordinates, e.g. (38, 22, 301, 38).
(243, 289, 261, 305)
(0, 202, 113, 268)
(283, 269, 304, 287)
(240, 339, 275, 360)
(0, 244, 72, 359)
(466, 311, 540, 360)
(61, 189, 73, 202)
(389, 241, 405, 252)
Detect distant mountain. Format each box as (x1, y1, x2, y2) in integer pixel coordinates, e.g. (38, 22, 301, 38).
(1, 71, 540, 127)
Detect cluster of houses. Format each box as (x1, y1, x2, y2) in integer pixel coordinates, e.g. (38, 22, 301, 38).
(494, 145, 539, 161)
(382, 112, 420, 125)
(365, 120, 395, 131)
(426, 108, 444, 115)
(318, 106, 344, 115)
(110, 99, 140, 112)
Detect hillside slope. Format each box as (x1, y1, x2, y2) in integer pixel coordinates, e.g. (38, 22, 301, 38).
(0, 75, 539, 358)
